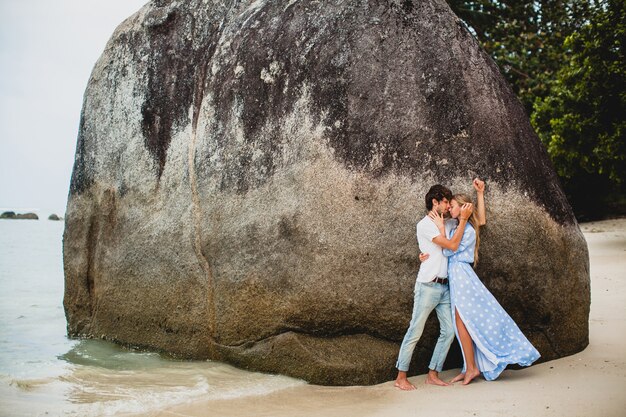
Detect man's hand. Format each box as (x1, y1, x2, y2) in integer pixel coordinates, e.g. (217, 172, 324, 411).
(473, 178, 485, 193)
(419, 252, 430, 262)
(460, 203, 473, 220)
(428, 210, 445, 232)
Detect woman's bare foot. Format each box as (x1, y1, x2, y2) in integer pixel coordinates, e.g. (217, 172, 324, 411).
(462, 368, 481, 385)
(394, 377, 416, 390)
(450, 372, 465, 383)
(425, 370, 450, 386)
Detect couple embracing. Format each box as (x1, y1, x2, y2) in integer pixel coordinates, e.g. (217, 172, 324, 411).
(394, 179, 540, 389)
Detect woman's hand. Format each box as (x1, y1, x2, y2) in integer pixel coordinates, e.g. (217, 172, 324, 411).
(419, 252, 430, 262)
(473, 178, 485, 193)
(459, 203, 473, 220)
(473, 178, 487, 226)
(428, 210, 445, 232)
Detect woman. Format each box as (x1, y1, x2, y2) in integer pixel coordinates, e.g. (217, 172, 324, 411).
(426, 193, 540, 384)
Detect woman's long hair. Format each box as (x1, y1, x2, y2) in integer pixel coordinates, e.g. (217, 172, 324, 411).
(453, 193, 480, 265)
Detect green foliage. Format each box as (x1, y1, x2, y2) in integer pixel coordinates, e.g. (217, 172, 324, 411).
(448, 0, 597, 113)
(531, 1, 625, 218)
(447, 0, 626, 219)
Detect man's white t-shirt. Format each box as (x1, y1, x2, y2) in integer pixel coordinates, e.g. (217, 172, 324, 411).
(415, 216, 454, 284)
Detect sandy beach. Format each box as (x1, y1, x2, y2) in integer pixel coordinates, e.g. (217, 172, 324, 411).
(144, 218, 626, 417)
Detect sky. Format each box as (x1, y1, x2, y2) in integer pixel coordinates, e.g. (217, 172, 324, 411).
(0, 0, 148, 216)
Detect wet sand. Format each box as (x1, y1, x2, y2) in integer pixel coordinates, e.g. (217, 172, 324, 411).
(145, 218, 626, 417)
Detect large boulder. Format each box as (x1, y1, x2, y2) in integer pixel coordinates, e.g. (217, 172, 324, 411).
(63, 0, 589, 385)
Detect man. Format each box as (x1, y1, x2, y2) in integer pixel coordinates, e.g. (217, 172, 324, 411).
(394, 179, 485, 390)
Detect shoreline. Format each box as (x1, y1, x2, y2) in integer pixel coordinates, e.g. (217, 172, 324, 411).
(143, 218, 626, 417)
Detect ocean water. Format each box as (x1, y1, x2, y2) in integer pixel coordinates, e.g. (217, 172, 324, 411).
(0, 220, 304, 416)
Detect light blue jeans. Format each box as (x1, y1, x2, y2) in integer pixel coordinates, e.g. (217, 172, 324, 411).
(396, 281, 455, 372)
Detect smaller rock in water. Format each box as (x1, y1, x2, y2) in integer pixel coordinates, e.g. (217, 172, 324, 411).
(48, 214, 63, 221)
(1, 211, 39, 220)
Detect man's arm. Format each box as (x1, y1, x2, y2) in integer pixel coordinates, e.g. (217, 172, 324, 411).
(474, 178, 486, 226)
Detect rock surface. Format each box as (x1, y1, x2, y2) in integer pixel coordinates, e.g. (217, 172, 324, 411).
(63, 0, 589, 385)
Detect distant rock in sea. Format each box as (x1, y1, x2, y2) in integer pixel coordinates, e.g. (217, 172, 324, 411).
(1, 211, 39, 220)
(48, 214, 63, 221)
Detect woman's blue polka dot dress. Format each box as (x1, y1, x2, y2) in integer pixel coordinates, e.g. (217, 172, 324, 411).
(444, 223, 541, 380)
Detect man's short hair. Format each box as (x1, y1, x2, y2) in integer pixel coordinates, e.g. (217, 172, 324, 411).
(425, 184, 452, 210)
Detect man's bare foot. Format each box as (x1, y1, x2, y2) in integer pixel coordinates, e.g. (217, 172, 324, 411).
(462, 368, 481, 385)
(425, 371, 450, 386)
(394, 378, 416, 390)
(450, 373, 465, 383)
